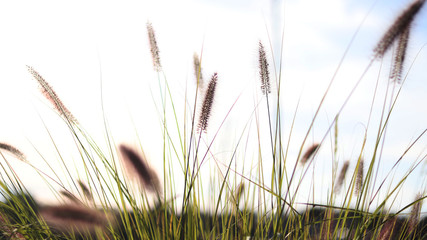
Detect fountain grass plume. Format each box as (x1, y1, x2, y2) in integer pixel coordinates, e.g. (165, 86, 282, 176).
(408, 193, 423, 235)
(26, 66, 77, 123)
(40, 204, 113, 234)
(374, 0, 426, 58)
(378, 217, 398, 240)
(355, 159, 364, 195)
(390, 25, 411, 83)
(198, 73, 218, 133)
(300, 143, 319, 165)
(0, 142, 27, 162)
(335, 160, 349, 193)
(147, 22, 162, 72)
(193, 53, 204, 87)
(119, 144, 161, 194)
(77, 180, 93, 202)
(59, 190, 80, 205)
(258, 41, 271, 95)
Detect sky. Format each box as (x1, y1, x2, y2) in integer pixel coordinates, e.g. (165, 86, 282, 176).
(0, 0, 426, 214)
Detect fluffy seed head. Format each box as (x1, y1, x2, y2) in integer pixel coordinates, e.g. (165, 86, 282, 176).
(374, 0, 426, 58)
(40, 204, 113, 233)
(355, 159, 364, 195)
(390, 26, 411, 83)
(193, 53, 204, 87)
(408, 193, 423, 234)
(146, 22, 162, 72)
(198, 73, 218, 132)
(0, 143, 26, 162)
(26, 66, 77, 123)
(300, 143, 320, 165)
(77, 180, 93, 202)
(258, 41, 271, 95)
(378, 217, 397, 240)
(335, 160, 350, 193)
(119, 144, 161, 193)
(59, 191, 80, 204)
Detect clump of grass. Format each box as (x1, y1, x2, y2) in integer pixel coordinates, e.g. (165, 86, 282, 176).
(197, 73, 218, 132)
(0, 215, 26, 240)
(118, 144, 161, 194)
(2, 0, 427, 239)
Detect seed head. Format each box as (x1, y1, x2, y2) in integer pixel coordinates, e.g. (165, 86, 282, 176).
(119, 144, 161, 193)
(258, 41, 271, 95)
(390, 26, 411, 83)
(26, 66, 77, 123)
(193, 53, 204, 87)
(300, 143, 320, 165)
(355, 159, 364, 195)
(198, 73, 218, 132)
(335, 160, 350, 193)
(147, 22, 162, 72)
(0, 143, 26, 162)
(374, 0, 426, 58)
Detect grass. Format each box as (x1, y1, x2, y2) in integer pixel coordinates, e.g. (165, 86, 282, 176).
(1, 0, 427, 239)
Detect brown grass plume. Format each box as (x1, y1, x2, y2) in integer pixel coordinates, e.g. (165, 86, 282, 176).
(390, 26, 410, 83)
(258, 41, 271, 95)
(335, 160, 349, 193)
(40, 204, 113, 234)
(374, 0, 426, 58)
(78, 180, 93, 202)
(0, 143, 26, 162)
(378, 217, 398, 240)
(355, 159, 364, 195)
(119, 144, 161, 193)
(147, 22, 162, 72)
(59, 190, 80, 204)
(193, 53, 204, 87)
(198, 73, 218, 132)
(26, 66, 77, 123)
(300, 143, 319, 165)
(408, 193, 423, 235)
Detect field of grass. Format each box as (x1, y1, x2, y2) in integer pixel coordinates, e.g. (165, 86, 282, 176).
(1, 0, 427, 239)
